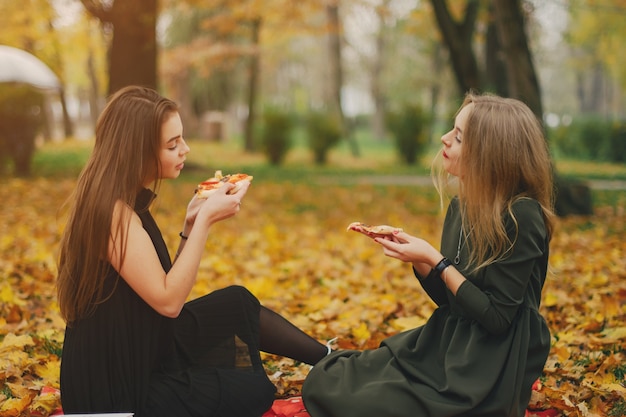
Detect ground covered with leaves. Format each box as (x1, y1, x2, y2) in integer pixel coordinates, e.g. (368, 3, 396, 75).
(0, 177, 624, 416)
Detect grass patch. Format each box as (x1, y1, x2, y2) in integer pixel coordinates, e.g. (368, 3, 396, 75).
(24, 136, 626, 198)
(555, 159, 626, 181)
(592, 189, 626, 208)
(31, 139, 93, 178)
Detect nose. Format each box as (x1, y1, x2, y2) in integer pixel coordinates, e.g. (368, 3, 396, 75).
(180, 138, 190, 155)
(441, 130, 452, 147)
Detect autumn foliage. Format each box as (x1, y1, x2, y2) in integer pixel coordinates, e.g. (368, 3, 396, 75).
(0, 177, 624, 416)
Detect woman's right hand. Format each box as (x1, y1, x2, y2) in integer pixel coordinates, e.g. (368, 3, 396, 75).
(375, 231, 442, 270)
(192, 180, 251, 228)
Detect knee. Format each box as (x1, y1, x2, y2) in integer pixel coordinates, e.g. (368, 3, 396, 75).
(221, 285, 259, 306)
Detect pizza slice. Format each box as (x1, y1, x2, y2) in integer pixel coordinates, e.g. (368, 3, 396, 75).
(347, 221, 403, 237)
(195, 170, 253, 199)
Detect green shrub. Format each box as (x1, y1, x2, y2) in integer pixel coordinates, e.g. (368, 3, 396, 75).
(549, 116, 619, 161)
(0, 85, 45, 176)
(305, 111, 342, 165)
(547, 124, 576, 158)
(385, 103, 430, 165)
(259, 108, 293, 165)
(578, 116, 611, 160)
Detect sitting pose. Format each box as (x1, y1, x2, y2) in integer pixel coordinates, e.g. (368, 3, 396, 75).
(57, 86, 328, 417)
(303, 92, 555, 417)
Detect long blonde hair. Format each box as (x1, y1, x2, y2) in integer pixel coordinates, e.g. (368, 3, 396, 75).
(57, 86, 178, 323)
(434, 92, 555, 273)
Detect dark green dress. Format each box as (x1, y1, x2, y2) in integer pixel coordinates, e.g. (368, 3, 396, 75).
(303, 197, 551, 417)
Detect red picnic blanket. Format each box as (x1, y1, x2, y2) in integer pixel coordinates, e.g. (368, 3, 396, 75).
(45, 382, 560, 417)
(261, 396, 560, 417)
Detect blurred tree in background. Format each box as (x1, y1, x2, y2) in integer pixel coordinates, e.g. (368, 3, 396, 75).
(429, 0, 542, 117)
(566, 0, 626, 119)
(80, 0, 158, 95)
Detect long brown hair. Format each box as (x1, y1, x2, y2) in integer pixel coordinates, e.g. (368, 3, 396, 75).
(57, 86, 178, 323)
(434, 92, 555, 273)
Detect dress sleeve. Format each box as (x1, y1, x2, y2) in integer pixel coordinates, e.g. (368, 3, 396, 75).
(413, 267, 448, 306)
(412, 199, 458, 307)
(454, 199, 548, 334)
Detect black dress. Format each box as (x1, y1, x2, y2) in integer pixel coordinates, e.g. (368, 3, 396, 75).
(60, 188, 276, 417)
(303, 197, 551, 417)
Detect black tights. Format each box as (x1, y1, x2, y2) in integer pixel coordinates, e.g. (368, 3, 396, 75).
(259, 306, 328, 366)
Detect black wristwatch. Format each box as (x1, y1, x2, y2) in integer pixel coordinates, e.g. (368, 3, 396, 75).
(433, 257, 452, 277)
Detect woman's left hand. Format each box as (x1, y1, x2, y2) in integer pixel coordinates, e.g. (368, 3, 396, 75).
(183, 193, 205, 230)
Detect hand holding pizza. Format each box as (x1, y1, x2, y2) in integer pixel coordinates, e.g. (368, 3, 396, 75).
(348, 222, 442, 266)
(184, 170, 253, 230)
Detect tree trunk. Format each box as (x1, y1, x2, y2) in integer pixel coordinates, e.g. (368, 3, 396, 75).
(589, 62, 605, 115)
(370, 1, 388, 141)
(428, 0, 481, 94)
(326, 1, 359, 156)
(47, 17, 74, 139)
(492, 0, 543, 118)
(81, 0, 158, 95)
(87, 49, 100, 128)
(428, 42, 444, 142)
(58, 89, 74, 139)
(244, 18, 262, 153)
(485, 4, 508, 95)
(326, 2, 343, 123)
(173, 70, 199, 139)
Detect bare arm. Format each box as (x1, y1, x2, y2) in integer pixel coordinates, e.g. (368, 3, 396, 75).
(108, 182, 249, 317)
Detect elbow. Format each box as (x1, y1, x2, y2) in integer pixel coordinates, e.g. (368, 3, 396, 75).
(154, 301, 184, 318)
(161, 308, 182, 319)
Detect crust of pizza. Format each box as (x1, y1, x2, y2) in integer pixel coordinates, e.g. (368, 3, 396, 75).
(195, 170, 253, 199)
(347, 222, 403, 236)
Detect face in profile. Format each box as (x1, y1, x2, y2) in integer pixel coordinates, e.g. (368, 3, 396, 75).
(441, 103, 472, 178)
(151, 111, 189, 184)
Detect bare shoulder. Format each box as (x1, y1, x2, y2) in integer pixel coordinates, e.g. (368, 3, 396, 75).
(109, 200, 145, 247)
(112, 199, 141, 226)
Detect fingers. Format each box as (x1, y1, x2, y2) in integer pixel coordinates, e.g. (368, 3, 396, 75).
(230, 180, 251, 197)
(374, 233, 406, 246)
(230, 181, 250, 211)
(392, 230, 411, 241)
(375, 236, 399, 249)
(374, 235, 416, 262)
(218, 182, 236, 195)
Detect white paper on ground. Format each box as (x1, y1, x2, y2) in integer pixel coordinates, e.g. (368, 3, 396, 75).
(59, 414, 133, 416)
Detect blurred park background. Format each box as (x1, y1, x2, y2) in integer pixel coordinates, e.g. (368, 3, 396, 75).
(1, 2, 626, 416)
(0, 0, 625, 193)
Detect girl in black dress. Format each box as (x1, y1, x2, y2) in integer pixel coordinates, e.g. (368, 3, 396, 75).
(57, 86, 329, 417)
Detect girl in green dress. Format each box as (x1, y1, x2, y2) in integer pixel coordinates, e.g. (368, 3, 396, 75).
(303, 92, 555, 417)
